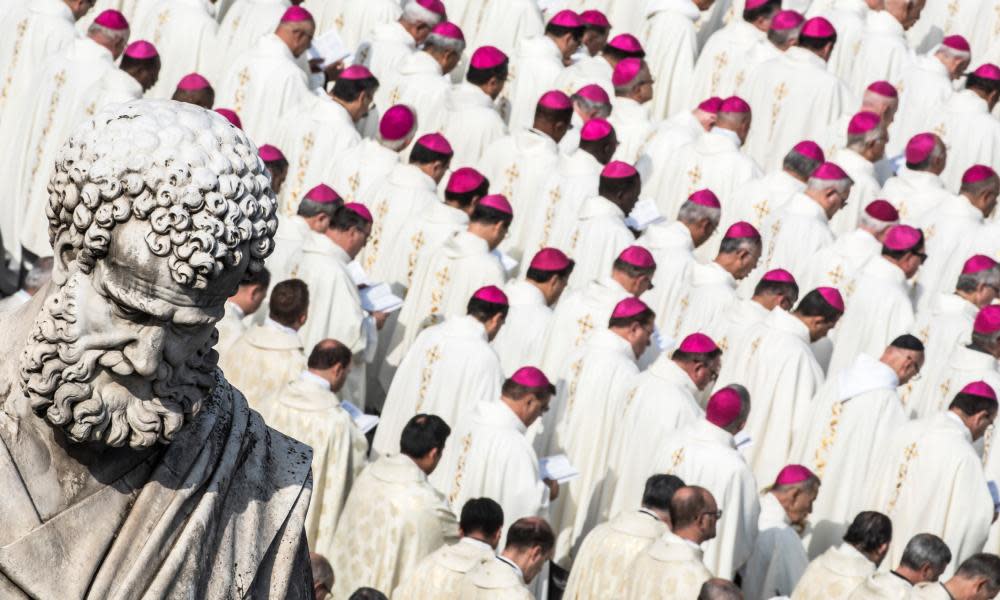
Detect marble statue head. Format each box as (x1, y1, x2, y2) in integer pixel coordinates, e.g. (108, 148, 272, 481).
(18, 100, 277, 449)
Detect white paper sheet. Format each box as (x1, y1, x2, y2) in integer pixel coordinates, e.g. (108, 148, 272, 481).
(540, 454, 581, 484)
(360, 282, 404, 313)
(309, 29, 352, 67)
(347, 261, 372, 287)
(341, 400, 380, 434)
(626, 197, 666, 231)
(491, 249, 519, 274)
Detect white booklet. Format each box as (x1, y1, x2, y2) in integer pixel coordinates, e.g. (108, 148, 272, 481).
(309, 29, 352, 67)
(347, 261, 372, 287)
(625, 197, 665, 231)
(360, 282, 404, 313)
(341, 400, 379, 434)
(540, 454, 581, 484)
(491, 249, 518, 274)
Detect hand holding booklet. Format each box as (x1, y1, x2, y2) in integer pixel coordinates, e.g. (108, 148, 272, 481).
(361, 283, 404, 313)
(341, 401, 379, 434)
(540, 454, 580, 484)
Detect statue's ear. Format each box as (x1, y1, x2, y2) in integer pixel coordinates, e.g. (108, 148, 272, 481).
(50, 236, 77, 287)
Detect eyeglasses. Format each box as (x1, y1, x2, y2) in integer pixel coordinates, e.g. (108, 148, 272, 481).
(912, 251, 928, 263)
(702, 509, 723, 520)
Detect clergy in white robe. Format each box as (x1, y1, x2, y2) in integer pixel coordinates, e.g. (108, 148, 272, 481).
(458, 517, 555, 599)
(440, 47, 509, 168)
(640, 97, 719, 173)
(469, 0, 543, 58)
(564, 475, 680, 600)
(329, 104, 416, 205)
(213, 0, 288, 81)
(545, 298, 653, 568)
(336, 0, 403, 53)
(727, 143, 823, 235)
(743, 466, 818, 600)
(566, 162, 639, 288)
(848, 3, 925, 97)
(792, 512, 893, 600)
(608, 59, 655, 164)
(742, 9, 804, 78)
(372, 291, 508, 457)
(492, 249, 573, 376)
(793, 338, 923, 558)
(217, 268, 270, 354)
(865, 383, 998, 577)
(136, 0, 217, 99)
(173, 73, 215, 112)
(645, 388, 761, 579)
(506, 11, 582, 131)
(715, 287, 844, 484)
(880, 133, 951, 224)
(332, 415, 460, 598)
(930, 67, 1000, 191)
(264, 343, 369, 559)
(553, 33, 642, 104)
(849, 534, 952, 599)
(79, 40, 153, 111)
(262, 184, 338, 296)
(827, 112, 887, 237)
(688, 0, 776, 102)
(712, 269, 800, 355)
(913, 555, 1000, 600)
(215, 7, 313, 143)
(641, 0, 702, 120)
(356, 0, 445, 82)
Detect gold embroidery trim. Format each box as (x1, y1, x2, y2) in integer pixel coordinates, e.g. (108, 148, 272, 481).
(812, 401, 843, 478)
(415, 345, 442, 413)
(885, 443, 918, 515)
(29, 70, 68, 183)
(0, 19, 29, 106)
(448, 433, 474, 506)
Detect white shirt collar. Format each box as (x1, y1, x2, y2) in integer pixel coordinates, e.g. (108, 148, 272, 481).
(460, 537, 495, 553)
(226, 301, 246, 320)
(265, 317, 299, 337)
(638, 508, 662, 521)
(299, 370, 332, 391)
(496, 556, 525, 581)
(710, 126, 742, 148)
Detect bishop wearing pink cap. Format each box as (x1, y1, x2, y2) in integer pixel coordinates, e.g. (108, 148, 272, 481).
(437, 45, 510, 167)
(931, 64, 1000, 190)
(825, 110, 886, 237)
(806, 197, 898, 297)
(171, 73, 215, 109)
(607, 58, 657, 164)
(351, 0, 444, 84)
(881, 133, 949, 224)
(728, 140, 826, 229)
(743, 9, 805, 83)
(711, 267, 801, 358)
(132, 0, 215, 101)
(849, 0, 926, 98)
(327, 105, 416, 208)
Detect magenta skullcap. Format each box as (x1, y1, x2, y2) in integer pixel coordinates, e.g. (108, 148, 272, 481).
(579, 9, 611, 28)
(124, 41, 158, 59)
(745, 0, 770, 7)
(530, 247, 572, 272)
(305, 183, 341, 204)
(793, 140, 825, 162)
(94, 9, 129, 30)
(618, 245, 656, 269)
(974, 305, 1000, 334)
(698, 96, 724, 113)
(608, 33, 644, 54)
(473, 285, 509, 305)
(479, 194, 513, 215)
(612, 58, 643, 87)
(720, 95, 751, 114)
(883, 224, 923, 252)
(416, 133, 453, 155)
(866, 80, 898, 99)
(960, 381, 998, 401)
(416, 0, 447, 16)
(470, 46, 508, 69)
(258, 144, 285, 162)
(964, 255, 999, 275)
(602, 161, 637, 179)
(538, 90, 573, 110)
(774, 464, 817, 487)
(763, 268, 796, 284)
(972, 64, 1000, 81)
(771, 9, 805, 31)
(280, 5, 313, 22)
(706, 388, 743, 428)
(446, 167, 486, 194)
(177, 73, 211, 91)
(575, 84, 610, 104)
(801, 16, 836, 38)
(432, 21, 464, 41)
(215, 108, 242, 129)
(549, 9, 583, 28)
(864, 199, 899, 223)
(811, 162, 849, 180)
(817, 287, 845, 312)
(612, 297, 650, 319)
(724, 221, 761, 239)
(344, 203, 373, 223)
(688, 189, 721, 209)
(942, 35, 971, 53)
(847, 111, 881, 135)
(339, 65, 375, 81)
(510, 366, 553, 389)
(963, 164, 998, 184)
(905, 133, 938, 164)
(679, 333, 719, 354)
(379, 105, 416, 141)
(580, 118, 615, 141)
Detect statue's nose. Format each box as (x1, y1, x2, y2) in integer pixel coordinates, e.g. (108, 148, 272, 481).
(122, 326, 166, 377)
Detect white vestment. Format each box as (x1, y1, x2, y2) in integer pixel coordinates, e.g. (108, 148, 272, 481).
(621, 532, 713, 600)
(930, 90, 1000, 191)
(491, 280, 553, 377)
(137, 0, 218, 99)
(553, 54, 614, 101)
(392, 538, 495, 600)
(642, 0, 701, 120)
(566, 196, 634, 289)
(641, 111, 706, 176)
(818, 0, 870, 85)
(216, 302, 247, 355)
(213, 0, 287, 81)
(827, 147, 882, 238)
(331, 454, 460, 598)
(903, 345, 1000, 420)
(328, 138, 402, 205)
(849, 11, 914, 96)
(472, 0, 544, 57)
(752, 193, 836, 293)
(792, 543, 877, 600)
(373, 316, 505, 457)
(804, 229, 881, 293)
(507, 36, 566, 131)
(848, 572, 916, 600)
(715, 308, 825, 485)
(914, 194, 984, 315)
(710, 298, 771, 355)
(377, 51, 449, 135)
(888, 55, 955, 157)
(219, 320, 306, 411)
(728, 170, 806, 230)
(388, 202, 469, 295)
(458, 557, 533, 600)
(912, 293, 978, 381)
(609, 97, 655, 165)
(676, 261, 739, 340)
(744, 493, 811, 600)
(638, 221, 698, 335)
(440, 83, 508, 169)
(356, 21, 416, 82)
(689, 20, 766, 102)
(336, 0, 401, 53)
(913, 582, 952, 600)
(879, 167, 952, 225)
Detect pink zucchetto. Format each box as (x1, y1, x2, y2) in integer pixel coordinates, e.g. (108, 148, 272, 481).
(339, 65, 375, 80)
(602, 161, 638, 179)
(774, 465, 817, 487)
(125, 41, 158, 59)
(905, 133, 938, 164)
(470, 46, 507, 70)
(883, 225, 923, 252)
(792, 140, 824, 162)
(344, 203, 373, 223)
(720, 96, 751, 114)
(678, 333, 719, 354)
(379, 105, 416, 140)
(510, 366, 553, 389)
(964, 255, 999, 275)
(280, 5, 313, 22)
(706, 388, 743, 428)
(215, 108, 242, 129)
(432, 21, 464, 41)
(472, 285, 509, 305)
(618, 246, 656, 269)
(416, 0, 447, 16)
(698, 97, 723, 113)
(942, 35, 971, 53)
(549, 9, 583, 28)
(576, 84, 610, 104)
(811, 162, 849, 180)
(305, 184, 340, 204)
(763, 269, 796, 283)
(446, 167, 485, 194)
(538, 90, 573, 110)
(972, 64, 1000, 81)
(611, 297, 650, 319)
(177, 73, 211, 91)
(960, 381, 997, 401)
(866, 81, 898, 99)
(817, 287, 845, 312)
(801, 16, 836, 38)
(415, 133, 453, 155)
(258, 144, 285, 162)
(847, 111, 881, 135)
(530, 248, 572, 272)
(608, 34, 644, 54)
(579, 9, 611, 28)
(963, 164, 998, 184)
(745, 0, 770, 8)
(864, 200, 899, 223)
(580, 118, 614, 141)
(771, 10, 804, 31)
(974, 305, 1000, 335)
(479, 194, 513, 215)
(612, 58, 643, 87)
(724, 222, 760, 239)
(688, 189, 721, 208)
(94, 9, 129, 30)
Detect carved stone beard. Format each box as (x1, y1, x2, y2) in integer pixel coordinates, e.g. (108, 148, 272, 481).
(18, 274, 219, 449)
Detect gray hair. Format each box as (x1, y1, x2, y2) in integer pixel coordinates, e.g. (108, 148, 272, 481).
(899, 533, 952, 572)
(858, 210, 896, 234)
(722, 383, 751, 434)
(402, 0, 443, 26)
(783, 149, 823, 180)
(847, 125, 886, 151)
(719, 236, 762, 255)
(613, 64, 650, 96)
(572, 96, 612, 119)
(425, 32, 466, 54)
(972, 327, 1000, 350)
(376, 107, 419, 152)
(697, 579, 743, 600)
(957, 265, 1000, 294)
(955, 554, 1000, 589)
(24, 257, 54, 292)
(936, 44, 971, 62)
(807, 175, 853, 196)
(87, 22, 130, 48)
(677, 200, 722, 226)
(767, 25, 801, 47)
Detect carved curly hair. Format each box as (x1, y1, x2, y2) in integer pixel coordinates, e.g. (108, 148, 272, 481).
(45, 99, 278, 289)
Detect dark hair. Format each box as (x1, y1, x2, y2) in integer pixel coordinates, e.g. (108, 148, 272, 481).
(950, 391, 999, 417)
(598, 173, 641, 200)
(409, 143, 453, 166)
(671, 347, 723, 364)
(906, 154, 935, 172)
(269, 279, 309, 326)
(608, 307, 655, 329)
(399, 414, 451, 459)
(794, 289, 843, 322)
(329, 205, 371, 232)
(332, 75, 379, 102)
(298, 197, 341, 220)
(120, 54, 161, 74)
(467, 62, 508, 86)
(642, 474, 685, 512)
(669, 486, 709, 529)
(545, 22, 584, 41)
(719, 235, 762, 255)
(882, 237, 925, 260)
(743, 0, 780, 22)
(460, 497, 504, 537)
(505, 517, 555, 553)
(967, 73, 1000, 96)
(899, 533, 952, 571)
(960, 176, 1000, 198)
(243, 265, 271, 289)
(469, 203, 513, 227)
(579, 135, 617, 164)
(612, 257, 655, 278)
(798, 33, 837, 51)
(444, 178, 489, 209)
(890, 334, 925, 352)
(171, 87, 215, 108)
(467, 296, 510, 322)
(526, 261, 575, 284)
(534, 103, 574, 127)
(502, 377, 556, 399)
(843, 511, 892, 553)
(783, 149, 823, 180)
(308, 339, 351, 370)
(753, 278, 800, 303)
(603, 45, 645, 61)
(348, 589, 388, 600)
(955, 554, 1000, 588)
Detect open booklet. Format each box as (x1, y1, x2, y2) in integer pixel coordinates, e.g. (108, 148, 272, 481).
(340, 400, 379, 434)
(540, 454, 581, 484)
(360, 283, 404, 313)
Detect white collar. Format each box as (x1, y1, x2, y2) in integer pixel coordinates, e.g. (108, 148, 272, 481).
(709, 127, 742, 148)
(265, 317, 299, 337)
(226, 301, 246, 320)
(945, 411, 973, 442)
(496, 556, 525, 581)
(299, 370, 332, 391)
(785, 46, 828, 69)
(460, 537, 495, 553)
(646, 0, 701, 20)
(837, 353, 899, 401)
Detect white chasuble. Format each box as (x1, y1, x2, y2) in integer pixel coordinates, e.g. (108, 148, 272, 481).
(792, 354, 905, 558)
(914, 582, 952, 600)
(566, 196, 634, 289)
(727, 169, 806, 230)
(545, 329, 640, 568)
(392, 538, 495, 600)
(216, 33, 312, 143)
(848, 572, 916, 599)
(376, 51, 448, 134)
(387, 202, 469, 295)
(866, 412, 994, 577)
(373, 316, 505, 457)
(641, 0, 701, 121)
(357, 21, 416, 82)
(507, 36, 567, 131)
(803, 229, 880, 297)
(621, 532, 713, 600)
(647, 420, 761, 579)
(553, 54, 614, 100)
(219, 321, 306, 411)
(709, 298, 771, 356)
(827, 147, 881, 238)
(848, 11, 914, 96)
(638, 221, 698, 334)
(911, 293, 978, 379)
(676, 261, 739, 340)
(472, 0, 545, 57)
(688, 20, 766, 103)
(879, 167, 952, 225)
(331, 454, 460, 598)
(213, 0, 287, 80)
(491, 280, 554, 377)
(137, 0, 218, 99)
(328, 139, 403, 205)
(715, 308, 825, 485)
(563, 511, 667, 600)
(752, 193, 836, 288)
(914, 195, 985, 315)
(458, 558, 533, 600)
(336, 0, 402, 53)
(641, 111, 706, 175)
(792, 543, 877, 600)
(440, 83, 508, 169)
(930, 90, 1000, 192)
(817, 0, 870, 85)
(604, 357, 703, 519)
(608, 97, 655, 165)
(888, 55, 955, 157)
(265, 374, 369, 559)
(216, 302, 247, 355)
(743, 493, 810, 600)
(903, 345, 1000, 421)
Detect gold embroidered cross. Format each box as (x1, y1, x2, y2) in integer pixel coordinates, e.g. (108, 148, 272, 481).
(234, 67, 251, 113)
(667, 448, 685, 474)
(750, 337, 763, 354)
(429, 267, 451, 315)
(448, 433, 474, 505)
(502, 163, 520, 196)
(388, 87, 401, 105)
(940, 378, 951, 400)
(154, 10, 169, 43)
(416, 345, 442, 412)
(687, 165, 702, 188)
(918, 327, 930, 344)
(752, 200, 770, 224)
(673, 295, 690, 337)
(827, 265, 845, 285)
(335, 14, 345, 30)
(575, 314, 594, 346)
(886, 442, 918, 514)
(718, 337, 729, 352)
(710, 53, 728, 94)
(932, 122, 947, 139)
(769, 83, 788, 140)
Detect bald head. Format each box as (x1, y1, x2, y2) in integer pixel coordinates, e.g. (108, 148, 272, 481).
(670, 486, 715, 528)
(309, 552, 333, 597)
(885, 0, 926, 30)
(716, 110, 752, 143)
(698, 579, 743, 600)
(881, 334, 925, 385)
